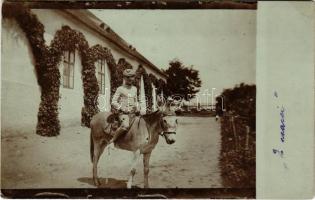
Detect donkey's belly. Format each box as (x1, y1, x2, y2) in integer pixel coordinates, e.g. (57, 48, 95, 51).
(114, 140, 139, 151)
(114, 117, 149, 152)
(114, 132, 146, 151)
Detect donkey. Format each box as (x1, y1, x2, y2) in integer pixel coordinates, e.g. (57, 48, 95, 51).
(89, 103, 178, 188)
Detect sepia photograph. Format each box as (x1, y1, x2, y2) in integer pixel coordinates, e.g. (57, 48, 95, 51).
(1, 1, 256, 198)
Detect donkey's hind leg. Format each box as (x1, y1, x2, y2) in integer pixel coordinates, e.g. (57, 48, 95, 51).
(143, 152, 152, 188)
(92, 138, 107, 187)
(127, 149, 141, 189)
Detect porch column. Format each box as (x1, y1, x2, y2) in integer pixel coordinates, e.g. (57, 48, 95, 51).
(140, 75, 147, 115)
(152, 82, 157, 111)
(104, 61, 111, 111)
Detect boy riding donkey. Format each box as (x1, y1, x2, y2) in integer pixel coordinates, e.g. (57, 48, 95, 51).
(107, 68, 140, 148)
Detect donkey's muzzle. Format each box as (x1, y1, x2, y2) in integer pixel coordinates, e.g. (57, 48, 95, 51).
(166, 139, 175, 144)
(164, 132, 176, 144)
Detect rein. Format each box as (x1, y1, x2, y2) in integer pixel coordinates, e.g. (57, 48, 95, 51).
(139, 114, 165, 139)
(158, 115, 176, 137)
(137, 115, 151, 142)
(139, 112, 176, 138)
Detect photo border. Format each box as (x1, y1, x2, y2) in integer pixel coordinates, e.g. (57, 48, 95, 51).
(1, 0, 257, 198)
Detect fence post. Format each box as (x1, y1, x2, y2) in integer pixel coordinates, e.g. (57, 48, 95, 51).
(245, 125, 250, 151)
(231, 116, 239, 151)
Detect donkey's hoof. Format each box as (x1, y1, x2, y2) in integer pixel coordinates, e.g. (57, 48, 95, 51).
(127, 181, 132, 189)
(94, 179, 101, 187)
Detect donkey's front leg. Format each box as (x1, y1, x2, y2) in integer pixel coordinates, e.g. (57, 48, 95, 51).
(92, 138, 107, 186)
(127, 149, 141, 189)
(143, 152, 152, 188)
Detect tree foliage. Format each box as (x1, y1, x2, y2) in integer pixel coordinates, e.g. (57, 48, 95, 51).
(163, 59, 201, 101)
(217, 83, 256, 188)
(216, 83, 256, 123)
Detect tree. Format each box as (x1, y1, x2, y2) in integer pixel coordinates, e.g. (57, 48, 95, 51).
(215, 83, 256, 129)
(163, 59, 201, 101)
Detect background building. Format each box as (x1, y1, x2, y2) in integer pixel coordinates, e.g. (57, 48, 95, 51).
(2, 7, 166, 135)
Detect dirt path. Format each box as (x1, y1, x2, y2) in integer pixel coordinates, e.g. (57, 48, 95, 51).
(1, 116, 222, 188)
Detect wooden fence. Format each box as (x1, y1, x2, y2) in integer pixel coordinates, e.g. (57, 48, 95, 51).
(219, 114, 256, 188)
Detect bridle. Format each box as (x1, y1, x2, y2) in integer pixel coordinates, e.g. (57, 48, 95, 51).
(159, 131, 176, 137)
(140, 109, 177, 137)
(158, 114, 177, 137)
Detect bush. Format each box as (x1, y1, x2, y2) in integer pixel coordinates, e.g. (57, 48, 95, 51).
(217, 83, 256, 188)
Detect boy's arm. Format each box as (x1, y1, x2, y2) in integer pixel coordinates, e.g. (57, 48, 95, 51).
(111, 87, 121, 111)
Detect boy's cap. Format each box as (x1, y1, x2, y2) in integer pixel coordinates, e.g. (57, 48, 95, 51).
(123, 69, 135, 77)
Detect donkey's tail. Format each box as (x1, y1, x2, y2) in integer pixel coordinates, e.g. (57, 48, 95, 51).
(90, 131, 94, 163)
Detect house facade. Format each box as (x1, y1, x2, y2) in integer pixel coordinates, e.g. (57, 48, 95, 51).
(2, 4, 167, 136)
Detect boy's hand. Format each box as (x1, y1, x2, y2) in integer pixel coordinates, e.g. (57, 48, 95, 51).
(119, 108, 128, 114)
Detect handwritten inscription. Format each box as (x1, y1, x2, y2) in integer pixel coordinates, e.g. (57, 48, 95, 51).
(272, 91, 288, 169)
(280, 107, 285, 142)
(272, 148, 284, 158)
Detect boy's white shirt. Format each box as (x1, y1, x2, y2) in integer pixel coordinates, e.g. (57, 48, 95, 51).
(111, 85, 139, 112)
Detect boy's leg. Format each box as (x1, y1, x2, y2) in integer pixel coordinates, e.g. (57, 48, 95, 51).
(109, 114, 129, 143)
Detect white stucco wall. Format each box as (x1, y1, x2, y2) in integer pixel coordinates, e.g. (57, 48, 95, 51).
(33, 9, 165, 80)
(33, 9, 138, 68)
(1, 19, 41, 134)
(2, 9, 165, 133)
(33, 9, 163, 107)
(58, 50, 84, 127)
(33, 9, 138, 113)
(97, 61, 111, 112)
(152, 82, 157, 111)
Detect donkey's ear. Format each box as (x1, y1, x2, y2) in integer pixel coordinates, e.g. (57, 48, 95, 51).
(157, 95, 165, 107)
(156, 95, 166, 113)
(166, 97, 174, 106)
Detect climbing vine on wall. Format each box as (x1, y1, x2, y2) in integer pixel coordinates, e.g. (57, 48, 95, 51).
(81, 44, 118, 126)
(115, 58, 133, 87)
(135, 65, 154, 112)
(149, 73, 166, 97)
(158, 78, 167, 98)
(3, 2, 164, 135)
(51, 25, 99, 128)
(3, 3, 61, 136)
(149, 74, 158, 87)
(3, 3, 99, 133)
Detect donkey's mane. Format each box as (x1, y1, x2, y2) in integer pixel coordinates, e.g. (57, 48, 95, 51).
(142, 110, 162, 124)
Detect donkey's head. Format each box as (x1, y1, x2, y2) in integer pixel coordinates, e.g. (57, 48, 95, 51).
(159, 114, 178, 144)
(156, 96, 178, 144)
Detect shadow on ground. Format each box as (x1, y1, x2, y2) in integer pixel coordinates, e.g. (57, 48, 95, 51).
(78, 177, 135, 188)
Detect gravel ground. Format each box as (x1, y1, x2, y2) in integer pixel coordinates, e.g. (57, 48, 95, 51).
(1, 116, 222, 189)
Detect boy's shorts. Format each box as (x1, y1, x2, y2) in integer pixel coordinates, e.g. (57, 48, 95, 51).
(118, 114, 130, 130)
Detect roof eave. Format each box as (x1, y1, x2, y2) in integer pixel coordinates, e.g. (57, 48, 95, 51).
(61, 9, 167, 80)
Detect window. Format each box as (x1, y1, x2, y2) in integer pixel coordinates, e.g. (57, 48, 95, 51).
(97, 59, 106, 94)
(62, 51, 75, 89)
